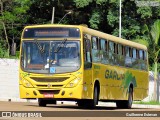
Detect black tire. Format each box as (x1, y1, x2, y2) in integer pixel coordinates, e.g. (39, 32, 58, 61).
(77, 100, 86, 107)
(127, 87, 133, 109)
(38, 99, 56, 107)
(47, 99, 57, 104)
(38, 99, 46, 107)
(88, 86, 99, 108)
(77, 86, 99, 108)
(116, 87, 133, 109)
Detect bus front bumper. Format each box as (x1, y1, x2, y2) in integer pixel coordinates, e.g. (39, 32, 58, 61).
(19, 84, 83, 100)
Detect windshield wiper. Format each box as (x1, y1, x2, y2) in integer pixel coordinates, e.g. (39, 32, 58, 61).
(34, 39, 44, 53)
(34, 38, 45, 62)
(54, 38, 67, 53)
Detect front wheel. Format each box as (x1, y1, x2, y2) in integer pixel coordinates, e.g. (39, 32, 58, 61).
(38, 99, 57, 107)
(38, 99, 46, 107)
(77, 100, 86, 107)
(88, 86, 99, 108)
(77, 86, 99, 108)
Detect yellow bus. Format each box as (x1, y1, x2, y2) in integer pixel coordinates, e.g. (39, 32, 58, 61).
(19, 24, 149, 108)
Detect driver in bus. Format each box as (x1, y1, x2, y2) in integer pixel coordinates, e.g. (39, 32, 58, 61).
(69, 47, 78, 58)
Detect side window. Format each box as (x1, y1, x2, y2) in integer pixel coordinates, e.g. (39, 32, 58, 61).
(109, 41, 114, 52)
(117, 44, 124, 66)
(108, 41, 114, 64)
(125, 46, 132, 67)
(141, 50, 147, 70)
(139, 50, 143, 59)
(132, 48, 136, 59)
(118, 44, 122, 55)
(139, 50, 143, 69)
(92, 36, 100, 62)
(84, 35, 92, 69)
(100, 39, 108, 64)
(125, 46, 129, 57)
(100, 39, 107, 51)
(92, 37, 98, 50)
(132, 48, 139, 69)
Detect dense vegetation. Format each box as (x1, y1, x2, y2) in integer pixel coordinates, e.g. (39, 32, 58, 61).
(0, 0, 160, 71)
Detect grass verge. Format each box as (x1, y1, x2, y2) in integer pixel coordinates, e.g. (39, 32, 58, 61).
(134, 101, 160, 105)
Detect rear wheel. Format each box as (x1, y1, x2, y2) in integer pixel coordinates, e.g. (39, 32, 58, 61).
(116, 87, 133, 109)
(127, 87, 133, 108)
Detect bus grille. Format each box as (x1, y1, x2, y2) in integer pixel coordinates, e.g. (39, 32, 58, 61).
(30, 77, 69, 82)
(39, 90, 60, 95)
(36, 85, 63, 88)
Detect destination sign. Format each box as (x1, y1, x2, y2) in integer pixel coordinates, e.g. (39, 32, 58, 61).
(23, 27, 80, 38)
(34, 31, 69, 37)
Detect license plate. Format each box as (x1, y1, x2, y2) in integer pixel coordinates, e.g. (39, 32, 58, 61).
(44, 93, 54, 98)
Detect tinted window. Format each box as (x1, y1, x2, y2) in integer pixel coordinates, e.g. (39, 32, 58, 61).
(92, 37, 98, 49)
(118, 44, 122, 55)
(100, 39, 107, 51)
(125, 46, 129, 57)
(133, 48, 136, 59)
(139, 50, 143, 59)
(92, 37, 100, 62)
(109, 41, 114, 52)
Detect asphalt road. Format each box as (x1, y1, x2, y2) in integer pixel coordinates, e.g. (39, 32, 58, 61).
(0, 101, 159, 120)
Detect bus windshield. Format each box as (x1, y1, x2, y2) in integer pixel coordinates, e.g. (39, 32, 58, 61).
(21, 40, 80, 74)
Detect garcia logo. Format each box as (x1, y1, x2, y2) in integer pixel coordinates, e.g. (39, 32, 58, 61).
(105, 69, 137, 95)
(105, 69, 125, 81)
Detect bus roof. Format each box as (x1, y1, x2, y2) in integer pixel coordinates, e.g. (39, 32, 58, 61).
(81, 26, 147, 51)
(24, 24, 80, 29)
(24, 24, 147, 51)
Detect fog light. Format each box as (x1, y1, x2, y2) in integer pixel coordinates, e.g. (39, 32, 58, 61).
(61, 91, 65, 96)
(33, 91, 37, 96)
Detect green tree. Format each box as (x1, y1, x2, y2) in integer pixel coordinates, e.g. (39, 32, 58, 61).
(151, 20, 160, 102)
(134, 20, 160, 102)
(0, 0, 31, 56)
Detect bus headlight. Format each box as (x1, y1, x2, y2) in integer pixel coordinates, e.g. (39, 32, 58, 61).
(66, 77, 81, 88)
(22, 79, 33, 88)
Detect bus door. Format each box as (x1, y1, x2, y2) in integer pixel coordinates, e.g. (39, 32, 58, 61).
(83, 35, 93, 99)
